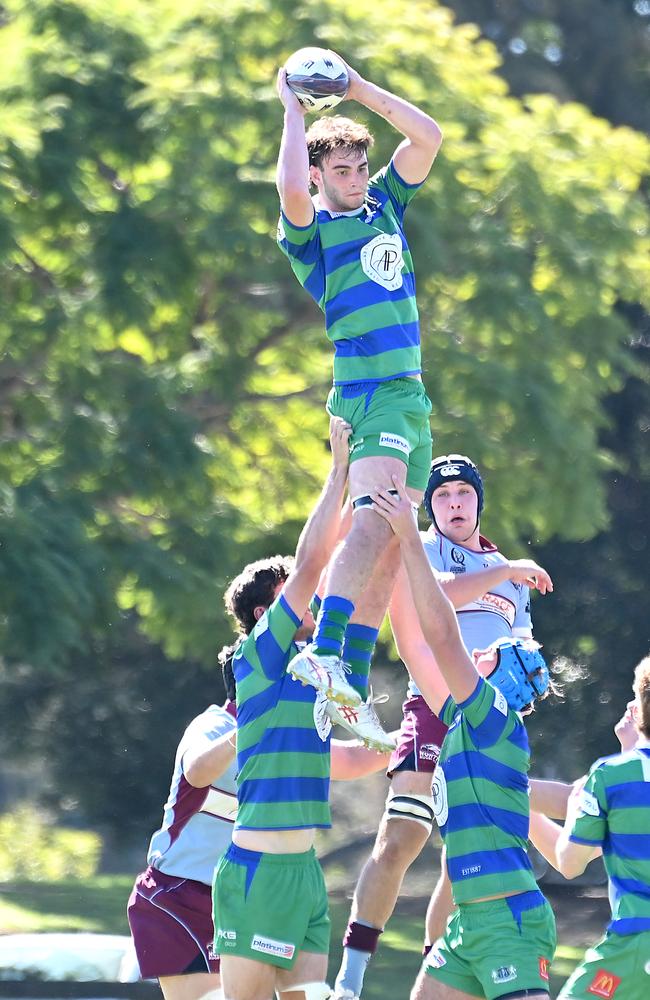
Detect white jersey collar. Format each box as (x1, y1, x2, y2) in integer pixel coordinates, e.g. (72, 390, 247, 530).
(313, 194, 367, 219)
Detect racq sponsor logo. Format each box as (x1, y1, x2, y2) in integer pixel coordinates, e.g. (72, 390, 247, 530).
(251, 934, 295, 960)
(478, 591, 516, 623)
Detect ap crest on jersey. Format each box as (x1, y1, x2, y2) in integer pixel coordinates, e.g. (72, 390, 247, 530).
(360, 233, 404, 290)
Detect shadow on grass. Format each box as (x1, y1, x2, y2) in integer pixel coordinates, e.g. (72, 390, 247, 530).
(1, 877, 587, 999)
(0, 876, 134, 935)
(328, 892, 582, 1000)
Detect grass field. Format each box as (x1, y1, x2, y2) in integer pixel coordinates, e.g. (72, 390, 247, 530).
(0, 876, 589, 998)
(0, 876, 134, 935)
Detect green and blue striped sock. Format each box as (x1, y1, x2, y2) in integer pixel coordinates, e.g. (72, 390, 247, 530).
(342, 624, 378, 700)
(312, 595, 355, 659)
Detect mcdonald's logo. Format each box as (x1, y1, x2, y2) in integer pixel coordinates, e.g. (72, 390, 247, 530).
(587, 969, 622, 998)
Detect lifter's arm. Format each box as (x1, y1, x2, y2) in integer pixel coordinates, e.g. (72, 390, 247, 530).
(276, 69, 313, 226)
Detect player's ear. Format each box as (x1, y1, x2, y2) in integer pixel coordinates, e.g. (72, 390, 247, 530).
(309, 164, 321, 187)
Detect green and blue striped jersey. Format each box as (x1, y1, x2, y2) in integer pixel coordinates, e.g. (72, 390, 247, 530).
(277, 162, 423, 385)
(567, 746, 650, 935)
(233, 592, 331, 832)
(436, 677, 538, 904)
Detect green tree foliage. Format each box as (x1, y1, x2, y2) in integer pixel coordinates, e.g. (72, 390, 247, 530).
(0, 0, 648, 831)
(0, 620, 229, 841)
(0, 803, 101, 879)
(440, 0, 650, 770)
(529, 358, 650, 772)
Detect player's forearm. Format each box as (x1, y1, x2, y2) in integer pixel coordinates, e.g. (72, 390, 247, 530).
(439, 564, 511, 607)
(389, 567, 426, 662)
(556, 831, 599, 879)
(389, 607, 447, 714)
(276, 107, 310, 201)
(400, 534, 466, 676)
(294, 464, 349, 571)
(184, 733, 236, 788)
(403, 655, 447, 717)
(529, 779, 572, 820)
(350, 77, 441, 150)
(331, 739, 392, 779)
(528, 811, 563, 870)
(389, 605, 425, 670)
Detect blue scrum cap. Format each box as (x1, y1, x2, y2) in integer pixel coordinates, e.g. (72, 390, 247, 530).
(486, 638, 550, 712)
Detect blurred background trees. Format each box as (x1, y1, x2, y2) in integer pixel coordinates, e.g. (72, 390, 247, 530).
(0, 0, 648, 847)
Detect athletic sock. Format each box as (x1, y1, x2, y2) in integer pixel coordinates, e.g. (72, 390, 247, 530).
(311, 595, 354, 659)
(342, 623, 378, 700)
(309, 592, 322, 621)
(335, 921, 383, 998)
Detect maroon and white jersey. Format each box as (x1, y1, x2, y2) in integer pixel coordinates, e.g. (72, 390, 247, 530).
(408, 529, 532, 698)
(147, 703, 237, 886)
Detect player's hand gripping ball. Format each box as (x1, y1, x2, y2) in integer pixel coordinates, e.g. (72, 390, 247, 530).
(285, 47, 349, 113)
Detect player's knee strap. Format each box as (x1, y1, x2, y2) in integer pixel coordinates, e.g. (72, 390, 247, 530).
(386, 792, 435, 834)
(352, 490, 419, 521)
(278, 983, 332, 1000)
(352, 488, 399, 511)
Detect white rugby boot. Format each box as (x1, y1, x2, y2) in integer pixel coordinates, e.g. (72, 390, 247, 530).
(288, 648, 362, 707)
(326, 690, 395, 753)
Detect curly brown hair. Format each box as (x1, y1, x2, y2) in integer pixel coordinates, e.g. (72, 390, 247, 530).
(634, 654, 650, 738)
(223, 554, 294, 637)
(306, 115, 374, 169)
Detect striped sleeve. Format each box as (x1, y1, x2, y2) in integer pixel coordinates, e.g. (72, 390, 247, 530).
(277, 211, 325, 306)
(277, 210, 319, 262)
(567, 764, 607, 846)
(234, 593, 301, 683)
(461, 678, 511, 747)
(370, 160, 424, 219)
(440, 695, 457, 728)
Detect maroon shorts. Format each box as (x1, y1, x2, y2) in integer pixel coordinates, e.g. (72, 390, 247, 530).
(127, 866, 220, 979)
(387, 695, 448, 776)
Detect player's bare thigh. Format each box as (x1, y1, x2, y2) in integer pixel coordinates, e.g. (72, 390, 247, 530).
(219, 951, 328, 1000)
(391, 768, 435, 798)
(159, 972, 223, 1000)
(410, 972, 479, 1000)
(412, 967, 548, 1000)
(371, 769, 434, 858)
(219, 955, 275, 1000)
(348, 455, 423, 504)
(276, 949, 328, 998)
